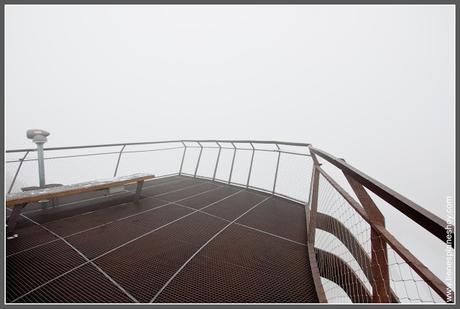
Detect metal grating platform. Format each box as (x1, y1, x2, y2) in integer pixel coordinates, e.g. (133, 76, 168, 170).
(6, 175, 318, 303)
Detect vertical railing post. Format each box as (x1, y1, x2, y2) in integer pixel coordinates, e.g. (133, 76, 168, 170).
(113, 145, 126, 177)
(194, 141, 203, 178)
(306, 146, 328, 302)
(179, 141, 187, 176)
(272, 144, 281, 194)
(307, 147, 321, 243)
(308, 165, 320, 243)
(246, 142, 255, 188)
(341, 159, 391, 303)
(212, 142, 222, 181)
(228, 142, 237, 184)
(305, 164, 316, 235)
(8, 151, 30, 194)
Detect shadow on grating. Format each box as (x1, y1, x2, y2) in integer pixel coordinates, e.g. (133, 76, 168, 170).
(155, 224, 318, 303)
(42, 197, 170, 237)
(66, 203, 193, 259)
(11, 193, 136, 229)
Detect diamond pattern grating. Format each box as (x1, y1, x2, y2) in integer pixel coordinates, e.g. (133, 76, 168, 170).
(6, 175, 318, 303)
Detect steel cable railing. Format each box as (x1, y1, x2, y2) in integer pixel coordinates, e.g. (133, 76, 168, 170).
(5, 139, 455, 303)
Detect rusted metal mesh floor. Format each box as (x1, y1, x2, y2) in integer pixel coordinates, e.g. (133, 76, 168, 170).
(6, 175, 318, 303)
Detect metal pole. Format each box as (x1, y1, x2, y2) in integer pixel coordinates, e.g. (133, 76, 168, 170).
(194, 142, 203, 178)
(305, 164, 316, 234)
(228, 142, 237, 184)
(246, 142, 255, 188)
(8, 151, 30, 193)
(36, 143, 46, 187)
(26, 129, 50, 187)
(272, 144, 281, 194)
(179, 141, 187, 175)
(306, 163, 316, 208)
(213, 142, 222, 181)
(113, 145, 126, 177)
(307, 169, 321, 252)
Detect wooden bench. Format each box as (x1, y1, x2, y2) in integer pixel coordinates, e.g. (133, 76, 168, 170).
(6, 173, 155, 239)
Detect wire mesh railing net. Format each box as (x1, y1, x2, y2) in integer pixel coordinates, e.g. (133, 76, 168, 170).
(386, 244, 445, 303)
(315, 173, 372, 303)
(314, 171, 447, 303)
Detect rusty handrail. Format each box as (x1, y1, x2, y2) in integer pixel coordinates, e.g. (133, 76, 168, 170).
(314, 163, 453, 302)
(309, 146, 453, 246)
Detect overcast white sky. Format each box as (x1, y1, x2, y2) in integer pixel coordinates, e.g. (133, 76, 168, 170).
(5, 4, 455, 286)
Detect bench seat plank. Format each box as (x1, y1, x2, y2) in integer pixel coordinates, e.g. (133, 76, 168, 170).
(6, 173, 155, 207)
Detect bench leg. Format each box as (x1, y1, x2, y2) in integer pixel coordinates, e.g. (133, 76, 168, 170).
(7, 203, 26, 239)
(40, 200, 49, 210)
(133, 180, 144, 204)
(39, 198, 57, 209)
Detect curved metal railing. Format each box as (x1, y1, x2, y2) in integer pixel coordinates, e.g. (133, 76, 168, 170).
(5, 140, 455, 303)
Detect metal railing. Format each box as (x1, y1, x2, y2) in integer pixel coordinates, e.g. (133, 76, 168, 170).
(307, 146, 454, 303)
(6, 140, 312, 203)
(5, 139, 455, 303)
